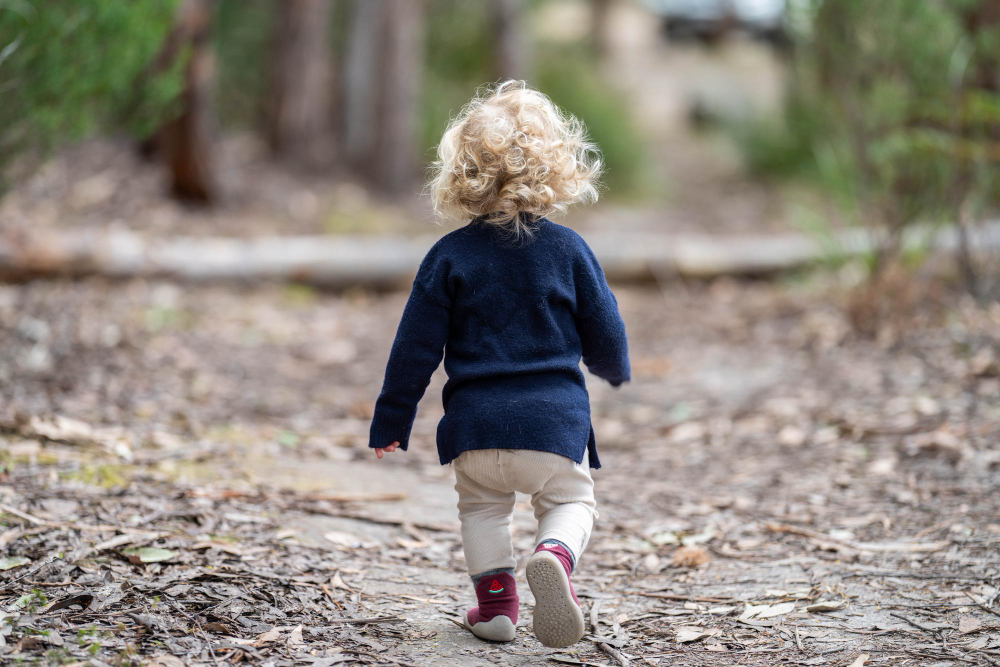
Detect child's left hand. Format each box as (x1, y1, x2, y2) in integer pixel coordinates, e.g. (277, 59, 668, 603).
(375, 442, 399, 459)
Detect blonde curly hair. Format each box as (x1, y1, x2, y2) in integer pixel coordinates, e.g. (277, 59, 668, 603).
(429, 81, 602, 235)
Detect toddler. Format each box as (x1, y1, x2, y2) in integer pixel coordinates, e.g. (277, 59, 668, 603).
(369, 81, 629, 647)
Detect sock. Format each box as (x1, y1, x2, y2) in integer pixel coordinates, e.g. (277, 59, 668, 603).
(534, 541, 579, 606)
(471, 567, 514, 587)
(537, 539, 575, 573)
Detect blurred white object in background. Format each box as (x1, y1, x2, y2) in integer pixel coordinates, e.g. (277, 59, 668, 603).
(640, 0, 798, 44)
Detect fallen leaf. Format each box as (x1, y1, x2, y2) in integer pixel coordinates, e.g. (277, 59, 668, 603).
(650, 530, 679, 545)
(146, 657, 186, 667)
(0, 556, 29, 570)
(287, 624, 304, 646)
(778, 425, 807, 447)
(848, 654, 870, 667)
(741, 602, 796, 620)
(680, 529, 715, 546)
(641, 553, 660, 571)
(707, 605, 739, 615)
(324, 531, 363, 548)
(17, 414, 133, 460)
(202, 622, 231, 634)
(958, 615, 982, 634)
(191, 540, 244, 556)
(673, 545, 710, 568)
(676, 626, 722, 643)
(121, 546, 178, 564)
(970, 347, 998, 377)
(44, 594, 94, 613)
(330, 572, 352, 591)
(757, 602, 797, 619)
(256, 628, 281, 644)
(806, 599, 848, 612)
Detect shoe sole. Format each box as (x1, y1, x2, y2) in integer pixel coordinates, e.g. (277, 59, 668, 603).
(464, 614, 516, 642)
(526, 551, 585, 648)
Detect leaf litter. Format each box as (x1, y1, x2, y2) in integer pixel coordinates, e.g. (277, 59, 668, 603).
(1, 278, 999, 665)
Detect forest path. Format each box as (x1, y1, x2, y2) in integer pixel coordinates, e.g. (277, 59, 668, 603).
(2, 277, 998, 665)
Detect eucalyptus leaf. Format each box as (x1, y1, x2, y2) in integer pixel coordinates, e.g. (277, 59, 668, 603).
(0, 556, 29, 570)
(122, 547, 178, 563)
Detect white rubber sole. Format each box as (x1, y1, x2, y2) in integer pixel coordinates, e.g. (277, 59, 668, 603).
(464, 613, 516, 642)
(526, 551, 585, 648)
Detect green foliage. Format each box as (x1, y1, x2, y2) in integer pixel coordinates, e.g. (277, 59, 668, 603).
(0, 0, 181, 162)
(421, 0, 647, 198)
(535, 43, 647, 197)
(214, 0, 274, 129)
(739, 0, 1000, 251)
(421, 0, 497, 162)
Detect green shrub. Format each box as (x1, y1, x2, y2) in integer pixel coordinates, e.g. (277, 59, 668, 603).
(0, 1, 181, 164)
(535, 43, 647, 198)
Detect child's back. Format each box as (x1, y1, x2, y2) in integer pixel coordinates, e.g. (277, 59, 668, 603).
(370, 218, 629, 470)
(369, 81, 629, 648)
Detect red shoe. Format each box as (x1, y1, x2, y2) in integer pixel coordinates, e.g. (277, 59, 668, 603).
(464, 572, 518, 642)
(526, 544, 585, 647)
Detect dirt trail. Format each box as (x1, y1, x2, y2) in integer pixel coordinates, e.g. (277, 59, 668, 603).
(2, 277, 998, 665)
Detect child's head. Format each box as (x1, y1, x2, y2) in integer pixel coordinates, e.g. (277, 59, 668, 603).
(429, 81, 602, 235)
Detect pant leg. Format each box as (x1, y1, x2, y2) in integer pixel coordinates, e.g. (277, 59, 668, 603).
(454, 450, 517, 576)
(528, 450, 597, 566)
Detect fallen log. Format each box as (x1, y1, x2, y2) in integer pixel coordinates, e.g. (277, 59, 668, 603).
(1, 221, 998, 286)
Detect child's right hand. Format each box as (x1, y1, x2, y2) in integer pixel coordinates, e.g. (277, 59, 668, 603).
(375, 442, 399, 459)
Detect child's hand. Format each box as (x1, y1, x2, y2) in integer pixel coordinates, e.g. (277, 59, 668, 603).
(375, 442, 400, 459)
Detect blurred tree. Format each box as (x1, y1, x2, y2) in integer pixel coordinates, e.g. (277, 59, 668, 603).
(760, 0, 1000, 315)
(490, 0, 529, 81)
(0, 1, 180, 182)
(343, 0, 425, 195)
(267, 0, 334, 166)
(153, 0, 218, 203)
(591, 0, 613, 59)
(343, 0, 380, 169)
(951, 0, 1000, 298)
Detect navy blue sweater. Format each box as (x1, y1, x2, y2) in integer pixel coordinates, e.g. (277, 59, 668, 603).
(368, 218, 630, 468)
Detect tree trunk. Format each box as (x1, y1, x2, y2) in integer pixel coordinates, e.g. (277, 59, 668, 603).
(5, 223, 1000, 285)
(591, 0, 613, 60)
(157, 0, 217, 204)
(491, 0, 528, 81)
(374, 0, 425, 195)
(342, 0, 425, 196)
(342, 0, 382, 172)
(268, 0, 334, 166)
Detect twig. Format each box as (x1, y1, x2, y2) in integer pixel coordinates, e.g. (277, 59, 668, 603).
(965, 592, 1000, 620)
(187, 488, 407, 503)
(794, 624, 803, 651)
(0, 503, 48, 525)
(843, 570, 988, 582)
(340, 649, 421, 667)
(326, 615, 403, 625)
(320, 582, 343, 610)
(588, 598, 629, 666)
(0, 552, 61, 598)
(295, 506, 457, 533)
(889, 612, 943, 637)
(626, 591, 735, 604)
(171, 601, 220, 666)
(594, 640, 630, 667)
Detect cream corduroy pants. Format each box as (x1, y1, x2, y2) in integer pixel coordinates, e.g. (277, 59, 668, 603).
(453, 448, 598, 576)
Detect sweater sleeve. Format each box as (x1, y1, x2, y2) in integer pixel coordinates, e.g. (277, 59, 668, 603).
(369, 252, 451, 451)
(574, 241, 630, 387)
